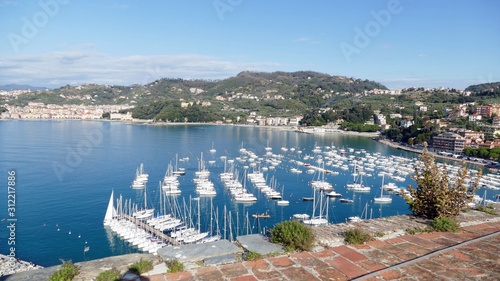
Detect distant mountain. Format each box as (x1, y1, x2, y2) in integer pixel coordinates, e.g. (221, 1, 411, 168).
(0, 84, 49, 91)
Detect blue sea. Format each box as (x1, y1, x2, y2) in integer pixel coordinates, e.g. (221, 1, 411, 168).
(0, 120, 497, 267)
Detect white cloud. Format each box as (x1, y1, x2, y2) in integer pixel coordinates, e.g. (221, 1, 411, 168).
(294, 37, 311, 42)
(293, 37, 320, 44)
(112, 2, 129, 9)
(0, 0, 19, 7)
(0, 51, 280, 87)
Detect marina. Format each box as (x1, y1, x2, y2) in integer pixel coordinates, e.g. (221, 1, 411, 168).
(1, 120, 499, 267)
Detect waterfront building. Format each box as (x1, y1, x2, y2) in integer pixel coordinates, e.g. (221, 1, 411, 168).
(432, 132, 466, 153)
(457, 129, 484, 146)
(484, 126, 500, 141)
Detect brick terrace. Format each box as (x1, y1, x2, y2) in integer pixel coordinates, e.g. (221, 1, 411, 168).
(147, 221, 499, 281)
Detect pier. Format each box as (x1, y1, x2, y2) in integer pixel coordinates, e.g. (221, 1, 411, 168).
(121, 214, 181, 246)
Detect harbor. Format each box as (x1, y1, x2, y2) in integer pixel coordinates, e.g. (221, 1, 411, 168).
(101, 132, 500, 258)
(2, 121, 500, 267)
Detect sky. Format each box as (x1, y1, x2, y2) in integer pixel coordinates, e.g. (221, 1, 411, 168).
(0, 0, 499, 90)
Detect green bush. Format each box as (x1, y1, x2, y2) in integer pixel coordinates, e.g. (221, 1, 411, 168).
(406, 227, 431, 235)
(245, 251, 262, 261)
(165, 259, 184, 273)
(430, 217, 459, 232)
(344, 228, 374, 245)
(129, 259, 153, 275)
(406, 145, 482, 219)
(270, 220, 314, 252)
(96, 268, 121, 281)
(49, 260, 79, 281)
(476, 205, 497, 215)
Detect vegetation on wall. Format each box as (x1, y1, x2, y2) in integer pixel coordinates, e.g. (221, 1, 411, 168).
(404, 145, 482, 219)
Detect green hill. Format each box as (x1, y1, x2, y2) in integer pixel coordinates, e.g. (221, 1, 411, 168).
(7, 71, 387, 120)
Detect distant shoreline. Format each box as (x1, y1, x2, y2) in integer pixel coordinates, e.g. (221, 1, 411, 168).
(129, 120, 382, 137)
(2, 118, 383, 137)
(377, 138, 486, 167)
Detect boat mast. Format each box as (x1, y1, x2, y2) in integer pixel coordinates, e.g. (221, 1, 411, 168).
(228, 211, 233, 242)
(197, 198, 201, 232)
(312, 186, 317, 218)
(223, 205, 227, 240)
(319, 189, 323, 219)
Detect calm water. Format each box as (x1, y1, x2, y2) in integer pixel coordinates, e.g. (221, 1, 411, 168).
(0, 120, 495, 267)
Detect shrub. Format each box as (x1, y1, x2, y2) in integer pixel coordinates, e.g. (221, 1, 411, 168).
(344, 228, 374, 244)
(96, 268, 121, 281)
(476, 205, 497, 215)
(165, 259, 184, 273)
(405, 144, 482, 219)
(129, 259, 153, 275)
(406, 227, 431, 235)
(430, 217, 459, 232)
(270, 220, 314, 252)
(49, 260, 79, 281)
(245, 251, 262, 261)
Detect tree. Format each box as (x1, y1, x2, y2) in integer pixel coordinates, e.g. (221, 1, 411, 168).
(405, 144, 482, 219)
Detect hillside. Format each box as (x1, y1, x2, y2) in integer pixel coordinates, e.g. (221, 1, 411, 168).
(4, 71, 387, 119)
(465, 82, 500, 93)
(129, 71, 388, 121)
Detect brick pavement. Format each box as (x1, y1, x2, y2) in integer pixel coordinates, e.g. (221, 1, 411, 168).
(147, 221, 500, 281)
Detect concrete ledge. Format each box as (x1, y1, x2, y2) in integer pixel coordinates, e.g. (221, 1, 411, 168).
(0, 253, 157, 281)
(157, 239, 243, 263)
(237, 234, 284, 255)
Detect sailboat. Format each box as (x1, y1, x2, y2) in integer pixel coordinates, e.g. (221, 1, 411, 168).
(239, 142, 247, 154)
(103, 190, 117, 226)
(346, 162, 370, 192)
(348, 202, 369, 222)
(234, 171, 257, 203)
(303, 188, 329, 226)
(374, 175, 392, 203)
(210, 142, 216, 153)
(310, 163, 333, 191)
(172, 154, 186, 176)
(265, 140, 272, 152)
(194, 152, 217, 196)
(132, 184, 154, 220)
(276, 185, 289, 205)
(131, 163, 148, 189)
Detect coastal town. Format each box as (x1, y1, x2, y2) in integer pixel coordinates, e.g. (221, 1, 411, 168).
(4, 86, 500, 164)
